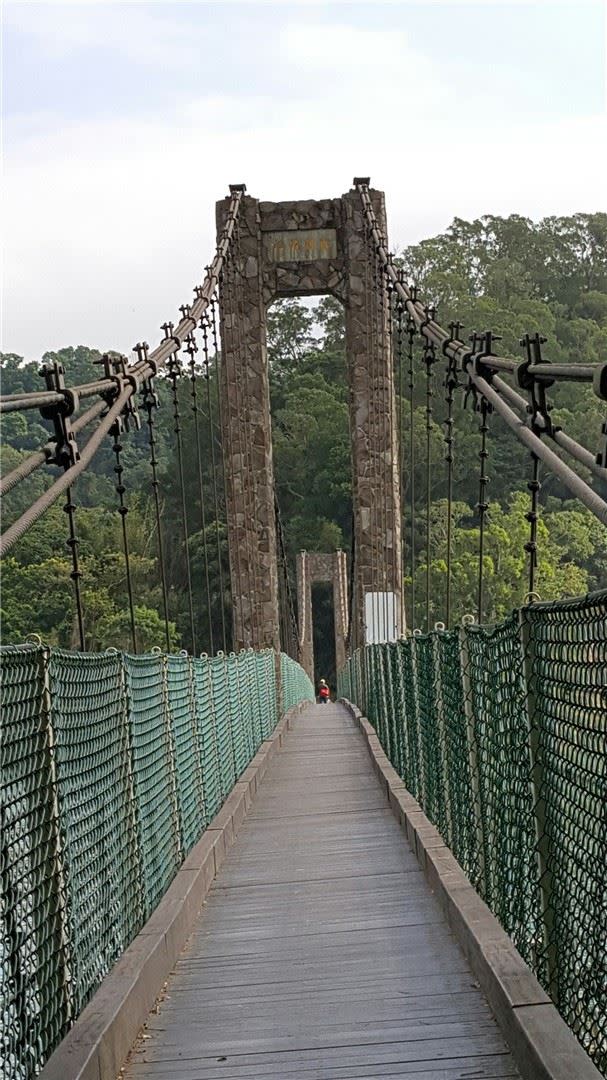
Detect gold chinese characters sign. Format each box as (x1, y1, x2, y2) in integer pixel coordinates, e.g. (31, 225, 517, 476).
(264, 229, 337, 263)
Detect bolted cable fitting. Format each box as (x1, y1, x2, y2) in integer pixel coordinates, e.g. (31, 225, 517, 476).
(39, 361, 80, 469)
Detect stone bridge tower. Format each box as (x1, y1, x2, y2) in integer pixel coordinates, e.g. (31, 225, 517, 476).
(216, 180, 402, 654)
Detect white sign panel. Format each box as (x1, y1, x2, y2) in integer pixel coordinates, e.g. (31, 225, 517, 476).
(364, 592, 398, 644)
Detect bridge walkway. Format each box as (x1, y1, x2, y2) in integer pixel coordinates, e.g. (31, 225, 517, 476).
(125, 703, 520, 1079)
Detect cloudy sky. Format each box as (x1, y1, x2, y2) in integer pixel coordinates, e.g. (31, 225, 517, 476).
(3, 0, 606, 361)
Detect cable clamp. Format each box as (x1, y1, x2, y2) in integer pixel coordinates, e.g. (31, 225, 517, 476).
(98, 354, 141, 432)
(463, 332, 499, 413)
(518, 333, 553, 436)
(39, 360, 80, 469)
(161, 321, 182, 352)
(443, 322, 463, 389)
(134, 341, 157, 379)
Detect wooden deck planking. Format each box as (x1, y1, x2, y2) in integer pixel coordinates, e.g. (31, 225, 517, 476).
(125, 704, 520, 1079)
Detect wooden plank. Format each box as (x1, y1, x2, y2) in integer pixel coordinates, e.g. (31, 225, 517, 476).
(124, 704, 519, 1079)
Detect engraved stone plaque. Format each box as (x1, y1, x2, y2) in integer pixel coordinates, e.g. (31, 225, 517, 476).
(264, 229, 337, 263)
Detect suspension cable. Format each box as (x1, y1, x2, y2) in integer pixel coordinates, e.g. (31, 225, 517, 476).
(111, 421, 138, 652)
(422, 308, 437, 633)
(443, 324, 460, 628)
(207, 298, 229, 653)
(184, 320, 214, 654)
(64, 485, 85, 650)
(166, 327, 197, 653)
(0, 188, 244, 553)
(476, 396, 491, 625)
(407, 304, 417, 627)
(140, 367, 171, 652)
(526, 454, 541, 598)
(355, 180, 607, 527)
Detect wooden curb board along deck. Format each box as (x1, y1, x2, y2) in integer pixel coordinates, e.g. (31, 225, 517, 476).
(123, 704, 522, 1080)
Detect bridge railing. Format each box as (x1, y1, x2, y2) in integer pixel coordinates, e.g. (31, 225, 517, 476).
(0, 644, 313, 1080)
(338, 589, 606, 1075)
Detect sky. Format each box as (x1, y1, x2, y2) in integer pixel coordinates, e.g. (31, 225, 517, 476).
(2, 0, 606, 361)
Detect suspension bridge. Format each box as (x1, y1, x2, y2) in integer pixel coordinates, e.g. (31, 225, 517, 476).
(1, 180, 606, 1080)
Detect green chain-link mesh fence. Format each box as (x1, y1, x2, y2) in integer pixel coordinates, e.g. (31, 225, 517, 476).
(0, 646, 312, 1080)
(338, 590, 607, 1076)
(281, 652, 315, 714)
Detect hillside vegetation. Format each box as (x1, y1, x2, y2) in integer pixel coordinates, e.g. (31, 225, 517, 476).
(1, 212, 606, 678)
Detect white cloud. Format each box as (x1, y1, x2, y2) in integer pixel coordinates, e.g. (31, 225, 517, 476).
(3, 9, 606, 361)
(3, 1, 204, 67)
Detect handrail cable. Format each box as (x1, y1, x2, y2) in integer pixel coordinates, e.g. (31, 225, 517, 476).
(0, 188, 244, 555)
(355, 182, 607, 526)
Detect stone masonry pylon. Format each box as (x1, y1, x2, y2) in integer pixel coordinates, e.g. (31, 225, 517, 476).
(216, 181, 403, 654)
(297, 551, 349, 684)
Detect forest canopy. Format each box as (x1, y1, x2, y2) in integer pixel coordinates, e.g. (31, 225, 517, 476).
(1, 211, 606, 682)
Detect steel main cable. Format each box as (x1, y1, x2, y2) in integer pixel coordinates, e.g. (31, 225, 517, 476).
(0, 187, 244, 556)
(355, 182, 607, 526)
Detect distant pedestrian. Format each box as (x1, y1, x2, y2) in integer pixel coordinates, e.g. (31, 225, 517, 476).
(318, 679, 330, 705)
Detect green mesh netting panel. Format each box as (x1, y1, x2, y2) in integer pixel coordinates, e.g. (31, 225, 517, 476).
(48, 651, 143, 1012)
(0, 643, 315, 1080)
(123, 654, 180, 917)
(463, 617, 543, 968)
(523, 593, 607, 1071)
(248, 651, 264, 751)
(434, 631, 479, 886)
(339, 591, 607, 1075)
(1, 646, 70, 1080)
(280, 652, 294, 715)
(192, 657, 222, 822)
(235, 648, 255, 760)
(226, 654, 247, 778)
(260, 650, 278, 737)
(400, 639, 422, 804)
(166, 654, 206, 854)
(387, 643, 404, 777)
(414, 636, 449, 838)
(280, 653, 314, 714)
(209, 654, 236, 798)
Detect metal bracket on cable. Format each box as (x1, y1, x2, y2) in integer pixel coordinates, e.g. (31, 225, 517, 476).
(97, 353, 141, 432)
(442, 321, 463, 358)
(443, 321, 462, 389)
(134, 340, 157, 378)
(462, 331, 499, 413)
(39, 360, 80, 468)
(518, 333, 554, 436)
(161, 321, 182, 353)
(420, 306, 438, 365)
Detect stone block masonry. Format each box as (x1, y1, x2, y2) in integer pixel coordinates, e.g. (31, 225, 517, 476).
(216, 182, 403, 653)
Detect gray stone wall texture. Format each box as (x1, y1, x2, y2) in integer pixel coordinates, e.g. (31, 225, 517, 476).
(216, 183, 402, 653)
(296, 550, 349, 683)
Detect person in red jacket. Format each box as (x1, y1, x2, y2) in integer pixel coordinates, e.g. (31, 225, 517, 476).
(318, 679, 330, 704)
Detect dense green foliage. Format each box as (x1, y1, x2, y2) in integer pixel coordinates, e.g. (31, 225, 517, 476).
(1, 212, 605, 681)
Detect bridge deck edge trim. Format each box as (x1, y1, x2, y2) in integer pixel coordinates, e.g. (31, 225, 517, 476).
(37, 701, 307, 1080)
(339, 698, 603, 1080)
